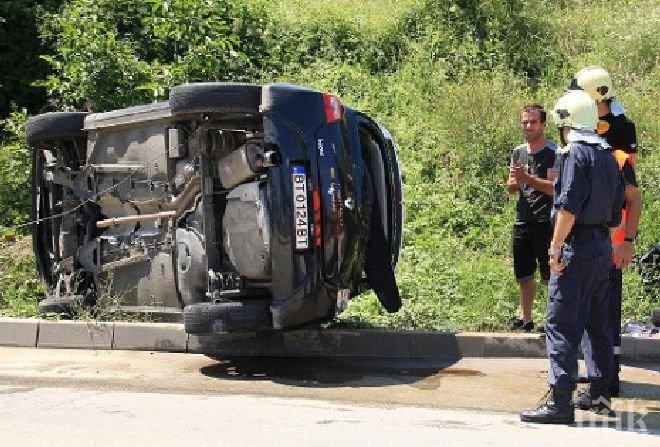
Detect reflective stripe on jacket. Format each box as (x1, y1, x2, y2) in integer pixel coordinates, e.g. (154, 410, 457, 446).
(612, 149, 635, 247)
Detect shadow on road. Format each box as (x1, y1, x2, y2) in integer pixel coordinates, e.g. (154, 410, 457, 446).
(200, 356, 467, 389)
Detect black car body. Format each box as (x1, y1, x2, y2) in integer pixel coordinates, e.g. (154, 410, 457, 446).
(27, 83, 403, 333)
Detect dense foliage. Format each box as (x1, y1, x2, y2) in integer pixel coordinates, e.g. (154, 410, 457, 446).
(1, 0, 657, 327)
(0, 0, 62, 119)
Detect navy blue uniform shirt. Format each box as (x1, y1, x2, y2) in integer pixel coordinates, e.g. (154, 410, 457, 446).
(552, 142, 624, 227)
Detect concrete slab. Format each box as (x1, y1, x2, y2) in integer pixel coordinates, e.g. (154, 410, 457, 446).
(188, 331, 286, 356)
(0, 318, 38, 347)
(335, 330, 411, 358)
(454, 333, 486, 357)
(37, 320, 113, 349)
(407, 331, 463, 359)
(621, 335, 636, 360)
(113, 322, 187, 352)
(0, 317, 655, 361)
(632, 337, 660, 362)
(484, 333, 546, 358)
(282, 330, 339, 356)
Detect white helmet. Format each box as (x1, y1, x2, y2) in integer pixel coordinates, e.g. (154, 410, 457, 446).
(551, 90, 599, 132)
(571, 66, 614, 103)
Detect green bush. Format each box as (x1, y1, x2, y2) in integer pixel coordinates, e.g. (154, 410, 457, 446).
(0, 109, 31, 230)
(0, 0, 63, 119)
(38, 0, 271, 111)
(0, 238, 41, 317)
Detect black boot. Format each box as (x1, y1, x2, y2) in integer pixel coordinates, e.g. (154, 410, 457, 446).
(609, 376, 620, 398)
(575, 386, 592, 410)
(520, 388, 575, 424)
(578, 383, 614, 416)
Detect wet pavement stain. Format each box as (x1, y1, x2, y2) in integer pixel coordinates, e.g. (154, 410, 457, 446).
(200, 357, 484, 390)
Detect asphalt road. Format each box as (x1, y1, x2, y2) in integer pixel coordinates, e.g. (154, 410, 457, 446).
(0, 348, 658, 446)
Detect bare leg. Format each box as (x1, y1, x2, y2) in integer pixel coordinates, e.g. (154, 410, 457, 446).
(520, 279, 535, 323)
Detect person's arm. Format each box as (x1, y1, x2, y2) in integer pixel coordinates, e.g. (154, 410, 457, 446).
(506, 150, 519, 194)
(620, 183, 642, 268)
(520, 173, 554, 196)
(548, 208, 576, 275)
(506, 168, 519, 194)
(514, 150, 557, 196)
(548, 148, 587, 274)
(609, 168, 626, 268)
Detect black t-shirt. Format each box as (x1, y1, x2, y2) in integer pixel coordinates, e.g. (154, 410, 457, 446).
(510, 142, 558, 224)
(601, 112, 638, 191)
(601, 112, 637, 154)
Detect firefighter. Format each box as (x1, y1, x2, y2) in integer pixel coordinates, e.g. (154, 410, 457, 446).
(572, 66, 642, 402)
(520, 90, 625, 424)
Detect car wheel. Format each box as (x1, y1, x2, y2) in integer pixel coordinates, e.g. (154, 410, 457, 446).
(184, 299, 272, 334)
(169, 83, 261, 116)
(31, 150, 55, 287)
(38, 295, 83, 317)
(26, 112, 88, 148)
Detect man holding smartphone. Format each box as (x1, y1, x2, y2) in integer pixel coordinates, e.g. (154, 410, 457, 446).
(506, 105, 558, 332)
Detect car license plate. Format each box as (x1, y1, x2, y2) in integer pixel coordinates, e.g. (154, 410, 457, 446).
(292, 166, 309, 250)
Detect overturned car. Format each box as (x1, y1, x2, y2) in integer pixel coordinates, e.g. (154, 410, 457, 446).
(27, 83, 403, 334)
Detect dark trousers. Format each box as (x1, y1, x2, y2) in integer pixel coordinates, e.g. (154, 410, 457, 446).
(546, 234, 614, 391)
(582, 266, 622, 379)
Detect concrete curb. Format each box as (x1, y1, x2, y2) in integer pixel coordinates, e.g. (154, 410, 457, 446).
(38, 320, 113, 349)
(0, 318, 38, 347)
(0, 318, 657, 361)
(114, 322, 187, 352)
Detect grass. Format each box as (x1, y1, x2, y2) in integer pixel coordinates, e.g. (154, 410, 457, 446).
(0, 0, 658, 329)
(0, 236, 41, 317)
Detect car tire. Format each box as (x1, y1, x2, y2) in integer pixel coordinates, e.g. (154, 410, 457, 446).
(169, 83, 261, 116)
(38, 295, 83, 316)
(184, 299, 272, 334)
(26, 112, 88, 147)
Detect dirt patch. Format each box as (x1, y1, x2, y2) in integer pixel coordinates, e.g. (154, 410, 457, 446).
(0, 235, 33, 276)
(0, 235, 33, 258)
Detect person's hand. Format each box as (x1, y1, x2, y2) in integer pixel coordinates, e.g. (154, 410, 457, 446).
(620, 241, 635, 269)
(549, 246, 565, 275)
(513, 165, 530, 184)
(509, 167, 518, 181)
(612, 245, 624, 269)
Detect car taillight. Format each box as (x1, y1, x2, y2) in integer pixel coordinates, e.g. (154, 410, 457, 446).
(323, 93, 344, 123)
(312, 187, 322, 246)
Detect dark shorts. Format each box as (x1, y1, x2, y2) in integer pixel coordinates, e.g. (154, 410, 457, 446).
(512, 222, 552, 283)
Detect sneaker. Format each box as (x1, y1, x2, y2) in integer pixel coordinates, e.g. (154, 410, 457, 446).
(511, 318, 535, 332)
(511, 318, 524, 330)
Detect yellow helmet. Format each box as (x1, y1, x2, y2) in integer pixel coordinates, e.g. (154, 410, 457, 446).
(551, 90, 599, 132)
(571, 66, 614, 103)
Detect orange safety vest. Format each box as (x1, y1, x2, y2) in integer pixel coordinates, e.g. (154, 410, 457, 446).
(611, 149, 636, 247)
